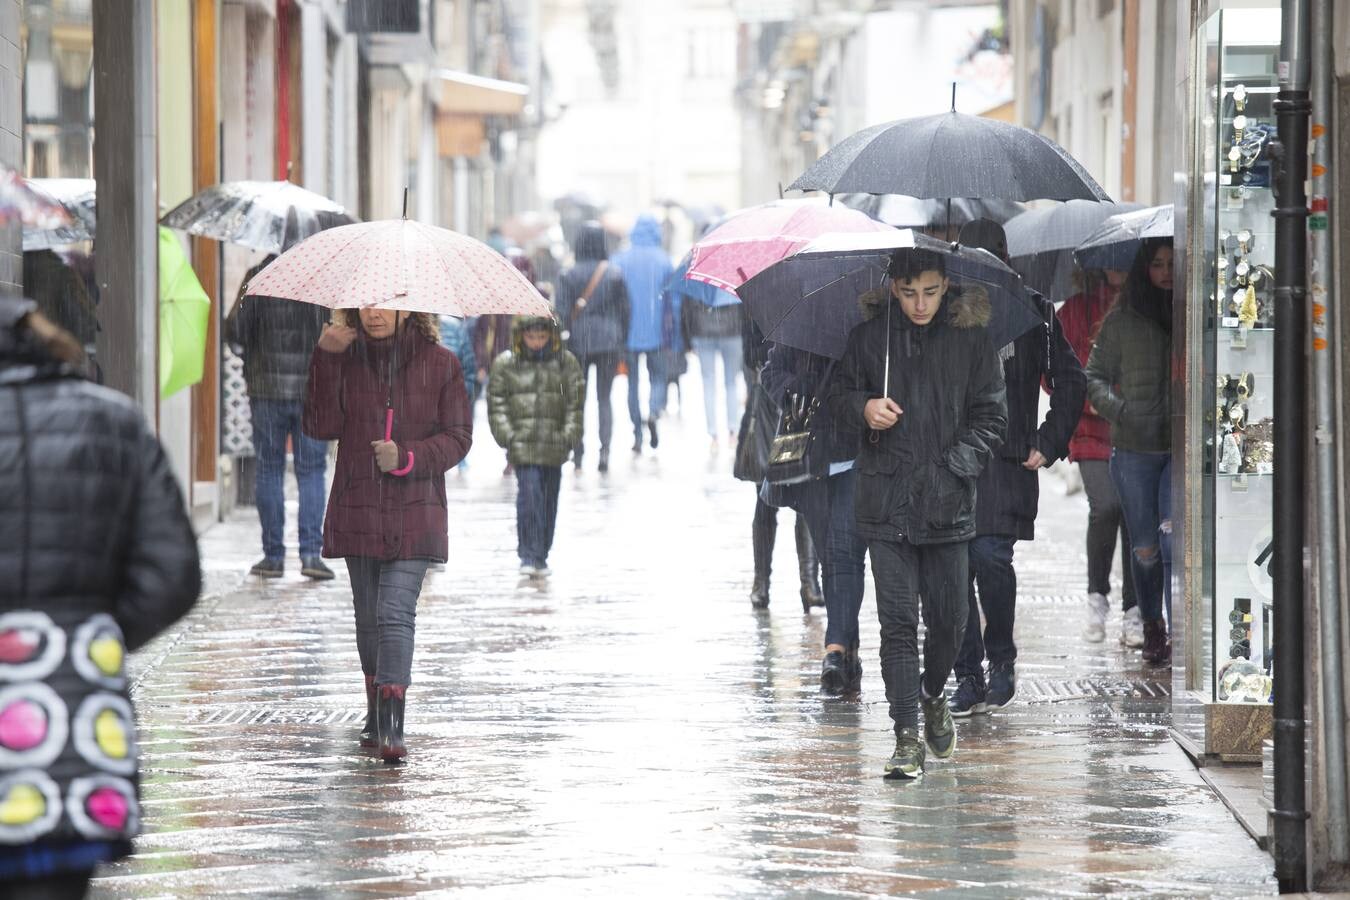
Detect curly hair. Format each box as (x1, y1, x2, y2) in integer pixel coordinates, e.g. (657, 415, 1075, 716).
(331, 308, 440, 342)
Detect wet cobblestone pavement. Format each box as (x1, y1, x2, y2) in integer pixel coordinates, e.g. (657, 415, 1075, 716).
(92, 388, 1276, 898)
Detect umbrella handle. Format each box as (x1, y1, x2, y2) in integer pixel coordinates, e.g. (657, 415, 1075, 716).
(384, 407, 415, 477)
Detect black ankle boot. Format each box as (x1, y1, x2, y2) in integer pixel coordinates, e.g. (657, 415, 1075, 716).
(796, 520, 824, 612)
(377, 684, 407, 763)
(750, 576, 770, 609)
(360, 675, 377, 748)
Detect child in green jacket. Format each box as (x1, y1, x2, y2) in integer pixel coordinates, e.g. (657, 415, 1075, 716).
(488, 316, 584, 576)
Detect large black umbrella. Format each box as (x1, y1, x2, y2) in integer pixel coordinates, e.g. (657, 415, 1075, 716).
(161, 180, 356, 254)
(1004, 199, 1142, 300)
(738, 229, 1041, 361)
(788, 112, 1110, 203)
(839, 193, 1024, 229)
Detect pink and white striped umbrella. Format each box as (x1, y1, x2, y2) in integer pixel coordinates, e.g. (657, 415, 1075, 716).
(686, 199, 894, 294)
(245, 218, 554, 318)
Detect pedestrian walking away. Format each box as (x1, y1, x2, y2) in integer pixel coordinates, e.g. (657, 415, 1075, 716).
(1058, 267, 1141, 648)
(0, 299, 201, 895)
(947, 220, 1085, 719)
(762, 342, 867, 693)
(1086, 238, 1175, 667)
(827, 248, 1007, 778)
(613, 214, 675, 451)
(556, 221, 629, 472)
(303, 308, 473, 763)
(488, 316, 585, 577)
(739, 313, 823, 614)
(685, 295, 744, 451)
(226, 256, 333, 580)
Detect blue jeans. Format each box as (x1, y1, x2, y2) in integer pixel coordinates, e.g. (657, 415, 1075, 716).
(1110, 449, 1173, 624)
(795, 470, 868, 650)
(690, 336, 742, 436)
(626, 351, 669, 444)
(250, 398, 327, 560)
(516, 465, 562, 566)
(955, 535, 1018, 680)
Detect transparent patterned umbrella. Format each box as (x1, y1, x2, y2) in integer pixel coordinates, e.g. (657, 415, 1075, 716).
(22, 178, 97, 251)
(160, 180, 356, 254)
(0, 166, 74, 232)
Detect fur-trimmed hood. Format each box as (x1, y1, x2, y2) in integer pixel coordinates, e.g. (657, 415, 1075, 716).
(857, 282, 992, 330)
(510, 314, 563, 355)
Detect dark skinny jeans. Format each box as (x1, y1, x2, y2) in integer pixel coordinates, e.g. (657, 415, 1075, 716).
(955, 534, 1018, 681)
(346, 557, 431, 686)
(869, 537, 969, 731)
(517, 464, 563, 566)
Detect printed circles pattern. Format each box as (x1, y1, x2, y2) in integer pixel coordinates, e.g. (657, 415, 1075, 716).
(0, 612, 139, 845)
(246, 219, 556, 319)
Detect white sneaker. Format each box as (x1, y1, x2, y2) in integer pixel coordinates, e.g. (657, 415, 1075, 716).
(1121, 606, 1145, 648)
(519, 563, 539, 576)
(535, 564, 552, 577)
(1083, 592, 1110, 643)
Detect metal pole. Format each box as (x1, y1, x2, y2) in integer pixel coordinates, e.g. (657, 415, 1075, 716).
(1309, 0, 1349, 866)
(1272, 0, 1311, 891)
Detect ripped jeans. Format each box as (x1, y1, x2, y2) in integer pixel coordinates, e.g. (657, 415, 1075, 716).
(1110, 450, 1172, 625)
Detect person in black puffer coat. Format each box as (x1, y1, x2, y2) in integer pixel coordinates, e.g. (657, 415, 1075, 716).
(0, 298, 200, 896)
(948, 219, 1085, 719)
(229, 257, 334, 580)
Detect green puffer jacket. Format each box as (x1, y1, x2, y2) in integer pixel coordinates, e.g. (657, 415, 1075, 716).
(488, 317, 584, 467)
(1085, 299, 1171, 453)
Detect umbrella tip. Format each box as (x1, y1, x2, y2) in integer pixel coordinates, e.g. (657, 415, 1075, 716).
(951, 82, 957, 112)
(286, 161, 293, 182)
(402, 186, 409, 220)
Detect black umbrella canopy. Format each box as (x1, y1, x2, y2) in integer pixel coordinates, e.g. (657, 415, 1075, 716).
(789, 112, 1111, 203)
(1005, 199, 1142, 300)
(840, 193, 1024, 229)
(738, 229, 1043, 361)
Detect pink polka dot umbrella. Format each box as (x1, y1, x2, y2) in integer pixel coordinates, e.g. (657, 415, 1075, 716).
(244, 218, 555, 319)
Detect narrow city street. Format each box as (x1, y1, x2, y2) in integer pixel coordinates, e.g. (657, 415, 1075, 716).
(90, 378, 1276, 899)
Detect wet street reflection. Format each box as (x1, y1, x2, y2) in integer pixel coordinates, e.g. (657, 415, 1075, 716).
(93, 387, 1274, 898)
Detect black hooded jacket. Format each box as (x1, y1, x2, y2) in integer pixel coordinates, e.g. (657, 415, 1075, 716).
(555, 224, 630, 358)
(227, 258, 331, 401)
(0, 297, 200, 858)
(827, 285, 1007, 545)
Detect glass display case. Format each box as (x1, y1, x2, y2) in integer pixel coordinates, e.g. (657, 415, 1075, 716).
(1197, 5, 1282, 709)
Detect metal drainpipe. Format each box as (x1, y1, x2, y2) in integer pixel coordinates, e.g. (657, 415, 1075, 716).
(1309, 0, 1350, 866)
(1273, 0, 1312, 891)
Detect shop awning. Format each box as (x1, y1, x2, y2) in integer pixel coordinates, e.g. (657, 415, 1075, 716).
(434, 70, 529, 117)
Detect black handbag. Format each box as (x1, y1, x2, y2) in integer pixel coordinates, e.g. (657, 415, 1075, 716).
(763, 362, 836, 486)
(734, 377, 778, 483)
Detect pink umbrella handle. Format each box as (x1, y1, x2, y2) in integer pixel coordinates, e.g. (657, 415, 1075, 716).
(384, 407, 415, 477)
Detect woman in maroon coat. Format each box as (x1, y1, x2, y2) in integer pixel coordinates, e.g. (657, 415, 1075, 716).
(304, 308, 472, 762)
(1057, 269, 1139, 649)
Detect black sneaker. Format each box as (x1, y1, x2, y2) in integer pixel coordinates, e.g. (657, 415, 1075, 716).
(820, 651, 847, 695)
(648, 418, 659, 448)
(842, 654, 863, 693)
(921, 690, 956, 759)
(987, 663, 1016, 709)
(884, 727, 925, 779)
(250, 558, 283, 578)
(949, 674, 988, 718)
(301, 557, 335, 580)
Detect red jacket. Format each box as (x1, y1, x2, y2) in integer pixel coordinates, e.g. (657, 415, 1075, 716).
(1057, 286, 1117, 462)
(304, 326, 473, 562)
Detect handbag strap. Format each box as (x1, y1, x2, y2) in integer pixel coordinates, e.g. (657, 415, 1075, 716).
(577, 261, 607, 308)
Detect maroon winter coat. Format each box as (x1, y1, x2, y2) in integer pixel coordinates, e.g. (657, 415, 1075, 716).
(1057, 285, 1117, 463)
(303, 325, 473, 562)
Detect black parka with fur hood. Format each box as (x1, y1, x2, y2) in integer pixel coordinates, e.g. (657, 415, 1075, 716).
(827, 284, 1008, 545)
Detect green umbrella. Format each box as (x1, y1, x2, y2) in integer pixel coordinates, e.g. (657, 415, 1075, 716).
(158, 226, 211, 398)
